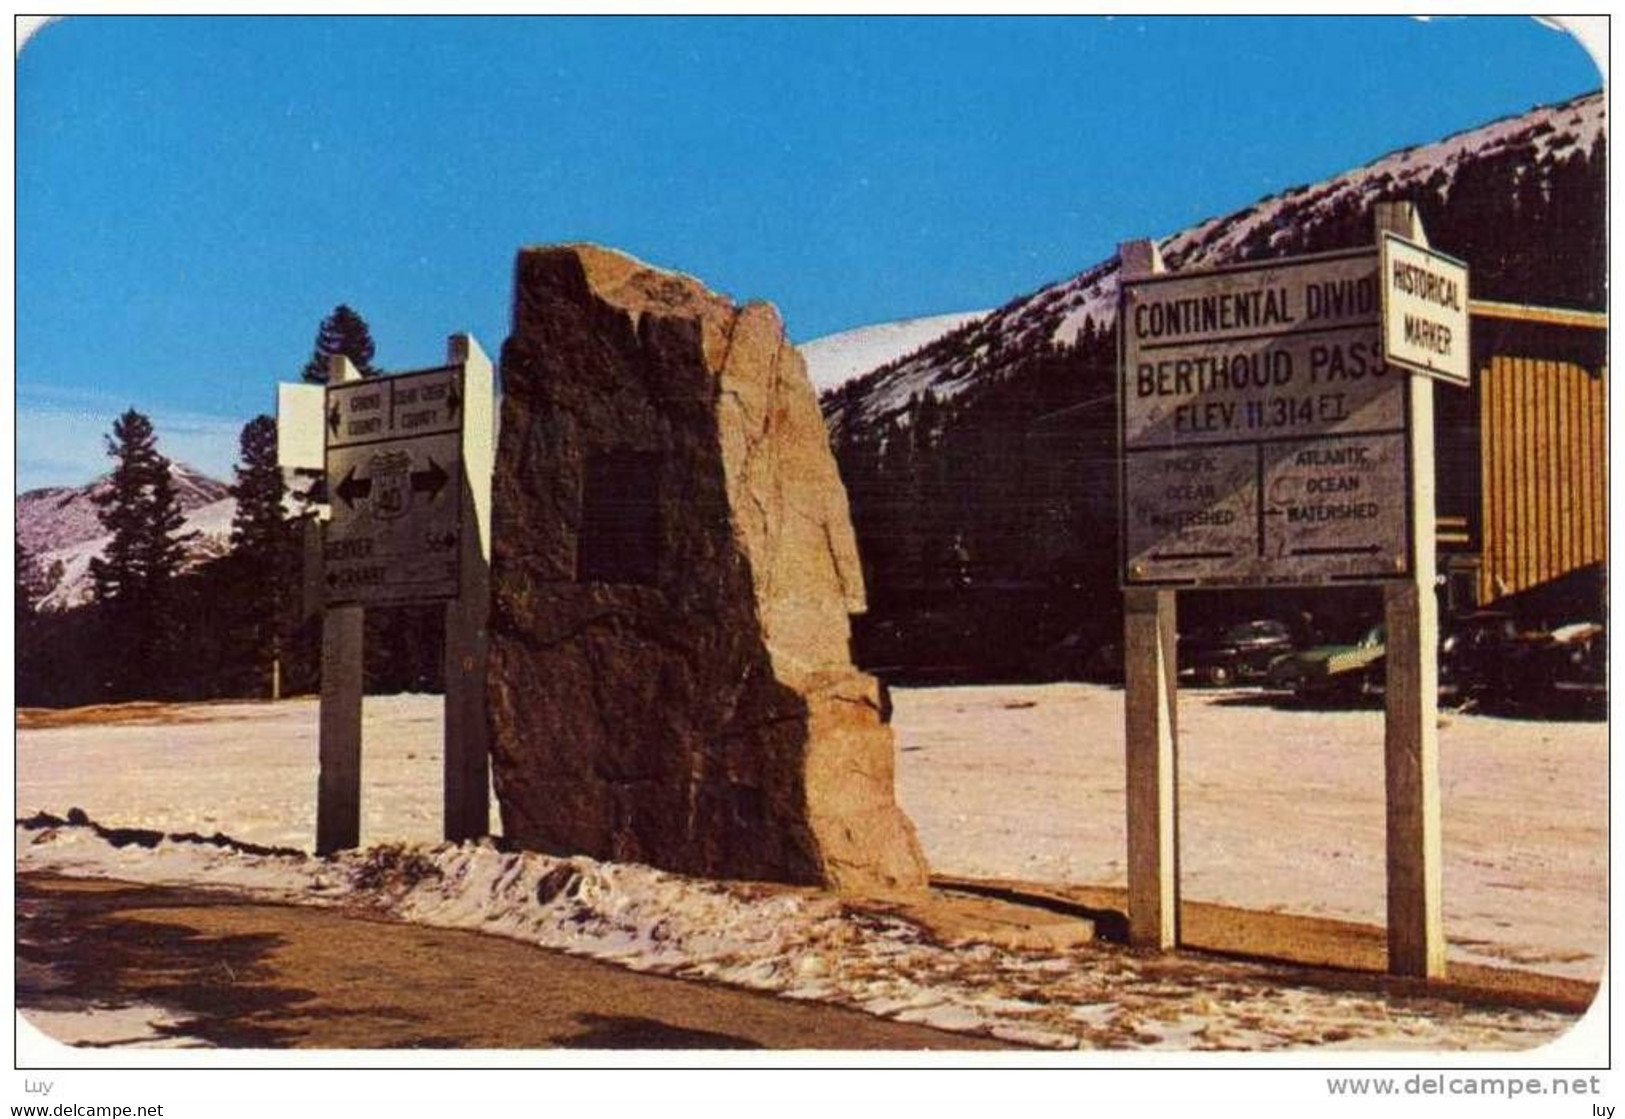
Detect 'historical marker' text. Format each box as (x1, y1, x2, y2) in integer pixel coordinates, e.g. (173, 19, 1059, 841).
(1380, 233, 1470, 386)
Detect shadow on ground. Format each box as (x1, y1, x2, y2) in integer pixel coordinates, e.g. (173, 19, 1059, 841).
(18, 878, 327, 1047)
(16, 873, 1009, 1051)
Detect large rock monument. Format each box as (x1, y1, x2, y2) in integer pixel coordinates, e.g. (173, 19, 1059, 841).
(487, 245, 928, 896)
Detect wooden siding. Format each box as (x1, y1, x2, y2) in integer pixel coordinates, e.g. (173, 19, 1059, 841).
(1478, 356, 1608, 604)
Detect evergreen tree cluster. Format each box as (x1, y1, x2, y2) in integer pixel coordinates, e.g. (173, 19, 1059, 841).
(1208, 124, 1606, 311)
(16, 304, 446, 707)
(15, 536, 43, 627)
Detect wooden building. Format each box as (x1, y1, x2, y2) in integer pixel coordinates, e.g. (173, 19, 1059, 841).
(1436, 302, 1607, 621)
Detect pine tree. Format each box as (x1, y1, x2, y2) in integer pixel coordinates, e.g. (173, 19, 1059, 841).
(90, 410, 165, 608)
(88, 410, 198, 694)
(228, 415, 294, 697)
(15, 532, 57, 704)
(300, 304, 381, 383)
(144, 462, 197, 595)
(229, 415, 289, 560)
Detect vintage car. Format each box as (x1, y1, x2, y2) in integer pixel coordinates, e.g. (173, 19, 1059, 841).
(1439, 611, 1604, 707)
(1543, 621, 1607, 705)
(1179, 619, 1298, 687)
(1266, 623, 1385, 701)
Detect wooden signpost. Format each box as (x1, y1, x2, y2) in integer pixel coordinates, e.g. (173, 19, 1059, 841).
(1117, 204, 1460, 977)
(278, 334, 494, 855)
(1375, 206, 1449, 979)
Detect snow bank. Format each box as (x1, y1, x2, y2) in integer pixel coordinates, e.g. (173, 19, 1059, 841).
(17, 816, 1575, 1051)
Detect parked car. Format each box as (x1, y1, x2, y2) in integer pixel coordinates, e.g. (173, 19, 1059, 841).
(1543, 621, 1607, 704)
(1180, 619, 1298, 687)
(1438, 611, 1603, 707)
(1448, 616, 1607, 710)
(1266, 624, 1385, 701)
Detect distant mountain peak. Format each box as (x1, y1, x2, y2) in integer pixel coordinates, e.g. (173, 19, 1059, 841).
(801, 311, 991, 394)
(16, 463, 235, 612)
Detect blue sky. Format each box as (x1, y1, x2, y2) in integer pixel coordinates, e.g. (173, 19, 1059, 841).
(16, 15, 1602, 490)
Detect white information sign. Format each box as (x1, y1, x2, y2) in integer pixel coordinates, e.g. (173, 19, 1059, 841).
(1380, 233, 1470, 386)
(1120, 248, 1413, 588)
(276, 382, 325, 471)
(323, 365, 465, 604)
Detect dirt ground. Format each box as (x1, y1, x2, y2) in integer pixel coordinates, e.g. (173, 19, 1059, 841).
(17, 873, 1008, 1051)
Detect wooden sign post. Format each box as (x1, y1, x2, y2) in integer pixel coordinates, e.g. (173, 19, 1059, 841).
(1116, 204, 1459, 977)
(1119, 239, 1180, 950)
(288, 335, 494, 856)
(317, 354, 366, 855)
(1375, 201, 1445, 978)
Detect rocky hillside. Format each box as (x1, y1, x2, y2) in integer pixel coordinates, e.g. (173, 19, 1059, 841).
(825, 91, 1605, 434)
(16, 463, 235, 612)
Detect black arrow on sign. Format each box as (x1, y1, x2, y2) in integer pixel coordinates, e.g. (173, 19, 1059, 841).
(411, 457, 450, 501)
(335, 465, 373, 509)
(445, 380, 462, 421)
(1290, 544, 1383, 556)
(328, 401, 342, 438)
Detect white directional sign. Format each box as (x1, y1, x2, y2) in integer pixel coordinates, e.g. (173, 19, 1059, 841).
(1381, 233, 1470, 386)
(1120, 248, 1413, 588)
(276, 383, 325, 471)
(323, 365, 465, 605)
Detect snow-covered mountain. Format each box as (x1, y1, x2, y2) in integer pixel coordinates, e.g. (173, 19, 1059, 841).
(825, 91, 1605, 432)
(16, 463, 236, 612)
(801, 311, 989, 394)
(17, 462, 229, 557)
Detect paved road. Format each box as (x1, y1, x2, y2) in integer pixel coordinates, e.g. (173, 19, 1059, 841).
(17, 874, 1010, 1051)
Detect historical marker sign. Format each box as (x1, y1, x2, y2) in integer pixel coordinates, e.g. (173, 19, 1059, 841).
(323, 364, 466, 605)
(1380, 233, 1470, 386)
(1120, 247, 1413, 588)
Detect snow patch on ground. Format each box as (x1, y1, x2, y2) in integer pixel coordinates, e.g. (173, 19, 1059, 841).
(16, 695, 459, 851)
(889, 684, 1607, 984)
(17, 686, 1605, 984)
(19, 1004, 207, 1050)
(16, 820, 1577, 1051)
